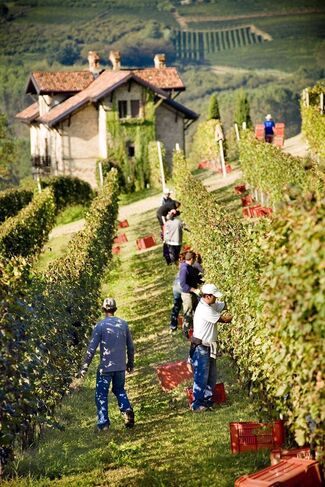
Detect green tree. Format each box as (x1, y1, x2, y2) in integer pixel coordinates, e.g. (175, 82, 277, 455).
(234, 90, 252, 128)
(207, 93, 220, 120)
(0, 111, 17, 189)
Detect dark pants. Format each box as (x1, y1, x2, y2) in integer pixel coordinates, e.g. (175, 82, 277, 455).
(191, 345, 217, 410)
(170, 287, 182, 330)
(95, 370, 132, 429)
(167, 244, 181, 264)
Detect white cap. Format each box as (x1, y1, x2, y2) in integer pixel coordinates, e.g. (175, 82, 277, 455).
(102, 297, 117, 310)
(265, 114, 272, 120)
(163, 187, 171, 194)
(201, 283, 223, 298)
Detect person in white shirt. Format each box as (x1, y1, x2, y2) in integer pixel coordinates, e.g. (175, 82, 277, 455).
(190, 283, 227, 411)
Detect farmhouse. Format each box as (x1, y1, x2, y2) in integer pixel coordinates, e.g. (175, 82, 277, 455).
(16, 51, 198, 188)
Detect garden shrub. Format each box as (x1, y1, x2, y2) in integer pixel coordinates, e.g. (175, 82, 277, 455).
(41, 175, 94, 212)
(0, 187, 33, 223)
(0, 188, 56, 258)
(172, 149, 324, 453)
(301, 82, 325, 164)
(0, 170, 119, 471)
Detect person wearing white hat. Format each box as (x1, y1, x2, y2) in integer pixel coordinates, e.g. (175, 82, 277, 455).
(264, 114, 275, 143)
(160, 187, 172, 206)
(190, 283, 231, 411)
(80, 298, 135, 431)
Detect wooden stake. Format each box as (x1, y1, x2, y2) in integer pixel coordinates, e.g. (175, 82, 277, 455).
(36, 175, 42, 193)
(98, 161, 104, 187)
(157, 141, 166, 190)
(234, 123, 240, 141)
(218, 139, 226, 177)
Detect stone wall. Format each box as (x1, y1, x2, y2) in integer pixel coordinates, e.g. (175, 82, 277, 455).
(155, 104, 185, 171)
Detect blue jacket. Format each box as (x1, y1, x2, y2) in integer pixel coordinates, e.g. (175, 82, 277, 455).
(179, 262, 200, 293)
(264, 120, 275, 135)
(82, 316, 134, 373)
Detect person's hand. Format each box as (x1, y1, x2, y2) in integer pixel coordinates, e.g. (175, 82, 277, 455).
(126, 366, 134, 374)
(78, 367, 87, 379)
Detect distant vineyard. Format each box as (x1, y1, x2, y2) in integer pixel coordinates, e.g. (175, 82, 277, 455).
(173, 25, 271, 61)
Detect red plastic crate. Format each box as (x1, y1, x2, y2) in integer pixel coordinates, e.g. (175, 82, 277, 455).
(230, 420, 285, 454)
(241, 194, 254, 207)
(217, 164, 232, 174)
(234, 184, 247, 194)
(270, 447, 311, 466)
(186, 383, 227, 407)
(251, 206, 273, 218)
(118, 219, 129, 228)
(255, 124, 265, 140)
(156, 360, 192, 391)
(235, 458, 323, 487)
(136, 235, 156, 250)
(112, 246, 121, 254)
(275, 122, 285, 137)
(113, 233, 128, 244)
(274, 135, 284, 147)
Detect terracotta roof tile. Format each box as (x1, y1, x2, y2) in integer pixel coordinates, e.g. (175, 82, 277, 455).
(133, 67, 185, 91)
(39, 70, 131, 126)
(15, 102, 39, 122)
(28, 71, 94, 94)
(38, 69, 196, 127)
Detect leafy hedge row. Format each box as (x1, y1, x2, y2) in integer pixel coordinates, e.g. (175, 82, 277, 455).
(301, 83, 325, 162)
(0, 188, 56, 258)
(41, 175, 94, 211)
(239, 131, 319, 206)
(173, 150, 324, 453)
(0, 170, 119, 470)
(0, 188, 33, 223)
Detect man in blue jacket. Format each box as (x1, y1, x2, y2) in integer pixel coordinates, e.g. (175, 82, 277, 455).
(264, 114, 275, 143)
(80, 298, 135, 431)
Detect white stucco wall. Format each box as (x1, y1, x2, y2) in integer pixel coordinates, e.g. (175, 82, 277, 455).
(155, 104, 185, 171)
(59, 104, 99, 187)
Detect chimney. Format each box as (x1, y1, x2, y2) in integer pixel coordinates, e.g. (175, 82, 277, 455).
(109, 50, 121, 71)
(154, 53, 166, 69)
(88, 51, 100, 74)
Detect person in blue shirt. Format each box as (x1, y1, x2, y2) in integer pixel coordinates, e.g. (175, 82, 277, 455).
(80, 298, 135, 431)
(264, 114, 275, 143)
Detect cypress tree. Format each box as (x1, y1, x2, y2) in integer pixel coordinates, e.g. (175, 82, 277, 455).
(234, 90, 252, 128)
(207, 93, 220, 120)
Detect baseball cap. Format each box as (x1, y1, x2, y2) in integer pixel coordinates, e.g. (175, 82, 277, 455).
(265, 114, 272, 120)
(201, 283, 223, 298)
(102, 297, 117, 310)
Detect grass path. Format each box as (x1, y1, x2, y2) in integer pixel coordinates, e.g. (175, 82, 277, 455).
(5, 177, 271, 487)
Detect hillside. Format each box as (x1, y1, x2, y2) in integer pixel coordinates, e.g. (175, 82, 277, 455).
(0, 0, 324, 180)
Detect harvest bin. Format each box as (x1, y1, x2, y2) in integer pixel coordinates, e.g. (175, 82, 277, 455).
(156, 360, 192, 391)
(136, 235, 156, 250)
(230, 420, 284, 454)
(270, 447, 311, 466)
(234, 458, 323, 487)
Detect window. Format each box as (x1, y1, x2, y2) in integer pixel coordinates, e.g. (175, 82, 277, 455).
(127, 144, 135, 157)
(118, 100, 127, 118)
(131, 99, 140, 118)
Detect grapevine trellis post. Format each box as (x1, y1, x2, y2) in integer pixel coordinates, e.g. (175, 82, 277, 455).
(98, 161, 104, 187)
(234, 123, 240, 141)
(157, 140, 166, 191)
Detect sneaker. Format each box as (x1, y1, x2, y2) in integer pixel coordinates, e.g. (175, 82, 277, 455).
(191, 405, 208, 412)
(97, 425, 109, 432)
(170, 327, 177, 334)
(124, 409, 135, 428)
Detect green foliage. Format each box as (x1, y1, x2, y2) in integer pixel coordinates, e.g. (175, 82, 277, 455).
(234, 90, 252, 128)
(239, 130, 321, 206)
(96, 158, 126, 191)
(106, 93, 156, 192)
(0, 188, 56, 258)
(172, 149, 324, 452)
(301, 82, 325, 163)
(40, 175, 94, 212)
(0, 187, 33, 223)
(0, 170, 119, 471)
(189, 119, 226, 168)
(0, 111, 17, 188)
(207, 93, 220, 120)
